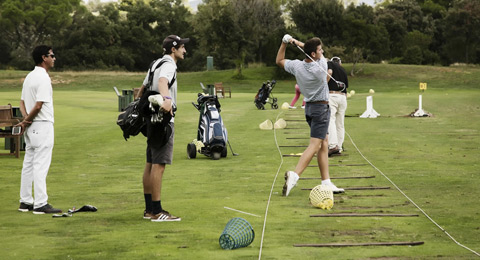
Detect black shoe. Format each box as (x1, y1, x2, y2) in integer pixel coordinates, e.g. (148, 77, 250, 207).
(328, 146, 340, 157)
(18, 202, 33, 212)
(33, 204, 62, 215)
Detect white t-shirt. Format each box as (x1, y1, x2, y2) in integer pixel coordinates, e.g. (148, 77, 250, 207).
(142, 55, 177, 122)
(21, 66, 54, 123)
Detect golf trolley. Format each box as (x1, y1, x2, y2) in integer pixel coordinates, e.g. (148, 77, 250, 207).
(187, 93, 237, 160)
(254, 80, 278, 110)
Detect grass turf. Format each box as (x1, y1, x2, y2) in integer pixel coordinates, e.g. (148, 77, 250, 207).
(0, 64, 479, 259)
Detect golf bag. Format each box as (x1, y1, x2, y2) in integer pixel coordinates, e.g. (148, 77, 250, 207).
(187, 93, 228, 160)
(117, 99, 146, 141)
(254, 80, 278, 110)
(116, 58, 175, 142)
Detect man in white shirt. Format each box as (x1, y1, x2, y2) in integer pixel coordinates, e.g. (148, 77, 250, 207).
(136, 35, 188, 222)
(16, 45, 62, 214)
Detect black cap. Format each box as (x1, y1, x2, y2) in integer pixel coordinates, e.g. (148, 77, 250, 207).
(163, 35, 189, 51)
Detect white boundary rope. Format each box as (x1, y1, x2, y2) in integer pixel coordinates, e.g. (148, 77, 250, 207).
(223, 207, 261, 218)
(346, 131, 480, 257)
(258, 112, 284, 260)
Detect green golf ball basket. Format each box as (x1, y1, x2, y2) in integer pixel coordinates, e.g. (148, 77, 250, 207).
(219, 217, 255, 250)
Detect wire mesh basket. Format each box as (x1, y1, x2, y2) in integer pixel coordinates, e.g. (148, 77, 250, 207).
(309, 184, 334, 210)
(219, 217, 255, 250)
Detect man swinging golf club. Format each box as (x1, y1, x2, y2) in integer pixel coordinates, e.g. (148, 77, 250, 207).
(276, 34, 344, 196)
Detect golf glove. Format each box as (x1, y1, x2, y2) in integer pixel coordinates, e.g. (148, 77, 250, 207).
(282, 34, 292, 44)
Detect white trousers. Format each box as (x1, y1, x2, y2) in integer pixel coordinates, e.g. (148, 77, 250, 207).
(19, 121, 54, 209)
(328, 94, 347, 150)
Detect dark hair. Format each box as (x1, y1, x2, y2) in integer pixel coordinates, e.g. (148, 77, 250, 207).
(32, 45, 52, 65)
(304, 37, 323, 58)
(163, 44, 174, 55)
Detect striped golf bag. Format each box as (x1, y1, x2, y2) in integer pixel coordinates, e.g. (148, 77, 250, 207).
(188, 93, 228, 159)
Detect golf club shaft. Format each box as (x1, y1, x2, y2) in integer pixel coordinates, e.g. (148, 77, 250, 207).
(227, 140, 238, 156)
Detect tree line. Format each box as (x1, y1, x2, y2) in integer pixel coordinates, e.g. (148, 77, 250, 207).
(0, 0, 479, 74)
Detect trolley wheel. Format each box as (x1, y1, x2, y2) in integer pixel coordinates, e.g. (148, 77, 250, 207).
(272, 103, 278, 109)
(221, 146, 228, 158)
(212, 152, 221, 160)
(187, 143, 196, 159)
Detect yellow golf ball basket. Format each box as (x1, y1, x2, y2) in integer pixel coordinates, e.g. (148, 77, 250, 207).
(309, 184, 334, 210)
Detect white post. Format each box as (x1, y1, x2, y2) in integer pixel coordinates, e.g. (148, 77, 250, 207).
(413, 94, 427, 117)
(360, 96, 380, 118)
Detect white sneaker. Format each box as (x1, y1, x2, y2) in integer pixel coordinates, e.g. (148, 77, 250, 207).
(148, 94, 164, 106)
(289, 106, 297, 109)
(301, 105, 305, 109)
(282, 171, 299, 196)
(325, 182, 345, 194)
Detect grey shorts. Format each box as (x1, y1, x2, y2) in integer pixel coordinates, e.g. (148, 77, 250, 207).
(146, 123, 174, 164)
(305, 103, 330, 140)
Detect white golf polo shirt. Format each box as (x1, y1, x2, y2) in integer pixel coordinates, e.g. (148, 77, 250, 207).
(21, 66, 54, 123)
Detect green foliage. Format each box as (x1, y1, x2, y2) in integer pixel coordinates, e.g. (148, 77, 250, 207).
(288, 0, 345, 45)
(1, 0, 480, 70)
(442, 0, 480, 64)
(193, 0, 285, 76)
(0, 0, 81, 69)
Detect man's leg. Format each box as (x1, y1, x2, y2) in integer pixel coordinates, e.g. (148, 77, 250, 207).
(32, 122, 54, 209)
(19, 133, 34, 207)
(150, 163, 165, 202)
(336, 96, 347, 152)
(294, 137, 322, 176)
(290, 85, 301, 108)
(142, 163, 153, 218)
(283, 137, 322, 196)
(150, 163, 181, 222)
(318, 136, 344, 193)
(143, 163, 152, 195)
(142, 163, 166, 218)
(317, 137, 330, 180)
(328, 96, 340, 154)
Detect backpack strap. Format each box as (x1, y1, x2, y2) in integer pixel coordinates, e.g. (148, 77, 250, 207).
(147, 59, 176, 90)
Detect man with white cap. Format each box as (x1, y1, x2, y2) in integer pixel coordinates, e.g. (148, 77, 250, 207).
(137, 35, 189, 222)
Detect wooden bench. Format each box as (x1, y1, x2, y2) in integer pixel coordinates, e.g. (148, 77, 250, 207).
(0, 104, 22, 158)
(214, 82, 231, 98)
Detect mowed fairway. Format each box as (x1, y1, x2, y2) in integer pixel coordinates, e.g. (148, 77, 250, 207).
(0, 65, 479, 259)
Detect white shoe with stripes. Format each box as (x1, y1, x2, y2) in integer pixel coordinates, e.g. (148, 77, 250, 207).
(151, 210, 181, 222)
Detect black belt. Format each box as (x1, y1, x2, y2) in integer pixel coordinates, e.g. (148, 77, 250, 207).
(307, 101, 329, 104)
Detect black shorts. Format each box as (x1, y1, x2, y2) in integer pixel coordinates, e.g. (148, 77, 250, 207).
(305, 103, 330, 140)
(146, 123, 174, 164)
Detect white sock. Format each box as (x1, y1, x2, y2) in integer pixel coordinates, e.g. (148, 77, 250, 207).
(322, 179, 332, 185)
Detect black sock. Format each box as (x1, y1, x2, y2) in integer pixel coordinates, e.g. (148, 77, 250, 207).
(144, 194, 152, 213)
(152, 200, 163, 214)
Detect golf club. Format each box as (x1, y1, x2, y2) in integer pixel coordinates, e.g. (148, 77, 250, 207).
(292, 42, 346, 92)
(227, 139, 239, 156)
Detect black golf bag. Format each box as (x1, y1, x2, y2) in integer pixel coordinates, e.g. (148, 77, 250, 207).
(254, 80, 278, 110)
(187, 93, 228, 160)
